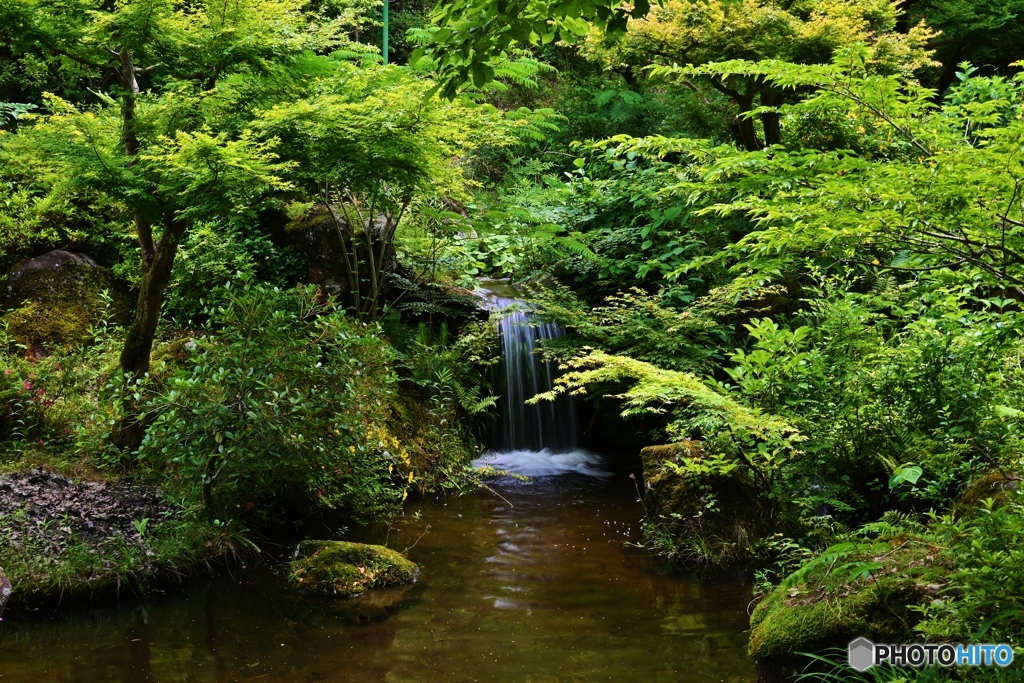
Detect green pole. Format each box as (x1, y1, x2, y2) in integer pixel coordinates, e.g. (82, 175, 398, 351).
(382, 0, 389, 65)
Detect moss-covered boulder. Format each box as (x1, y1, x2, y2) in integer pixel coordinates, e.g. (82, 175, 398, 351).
(748, 540, 948, 674)
(953, 470, 1021, 516)
(640, 441, 787, 564)
(290, 540, 418, 597)
(2, 250, 129, 357)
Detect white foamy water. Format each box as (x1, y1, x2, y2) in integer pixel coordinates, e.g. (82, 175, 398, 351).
(472, 449, 608, 477)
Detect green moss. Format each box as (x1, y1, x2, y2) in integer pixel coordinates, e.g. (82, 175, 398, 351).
(748, 540, 946, 661)
(2, 258, 128, 355)
(149, 337, 198, 382)
(290, 540, 418, 597)
(5, 301, 97, 351)
(954, 470, 1021, 517)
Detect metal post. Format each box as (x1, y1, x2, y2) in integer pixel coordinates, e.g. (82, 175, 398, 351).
(382, 0, 389, 65)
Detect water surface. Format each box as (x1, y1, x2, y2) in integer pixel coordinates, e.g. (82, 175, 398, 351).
(0, 455, 755, 683)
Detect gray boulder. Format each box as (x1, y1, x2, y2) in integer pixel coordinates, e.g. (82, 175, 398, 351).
(0, 566, 11, 619)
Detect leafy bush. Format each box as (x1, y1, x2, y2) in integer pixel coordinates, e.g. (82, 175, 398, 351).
(139, 281, 410, 522)
(163, 221, 305, 324)
(918, 491, 1024, 650)
(384, 318, 498, 491)
(0, 310, 123, 463)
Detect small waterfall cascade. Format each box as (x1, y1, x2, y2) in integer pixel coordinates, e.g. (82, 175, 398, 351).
(475, 281, 582, 459)
(493, 295, 578, 453)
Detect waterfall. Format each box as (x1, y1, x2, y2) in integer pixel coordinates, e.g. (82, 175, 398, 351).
(490, 293, 578, 453)
(473, 281, 603, 477)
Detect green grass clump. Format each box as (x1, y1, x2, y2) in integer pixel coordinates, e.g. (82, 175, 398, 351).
(0, 515, 247, 607)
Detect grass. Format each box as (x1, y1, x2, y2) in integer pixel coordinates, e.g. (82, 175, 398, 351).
(0, 507, 252, 610)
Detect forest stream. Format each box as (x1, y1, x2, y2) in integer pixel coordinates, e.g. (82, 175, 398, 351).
(0, 454, 756, 683)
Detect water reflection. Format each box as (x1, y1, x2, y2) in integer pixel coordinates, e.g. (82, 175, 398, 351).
(0, 471, 755, 683)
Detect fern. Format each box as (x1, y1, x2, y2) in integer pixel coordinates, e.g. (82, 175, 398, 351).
(533, 349, 806, 477)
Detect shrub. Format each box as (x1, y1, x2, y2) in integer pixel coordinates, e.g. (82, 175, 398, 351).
(138, 281, 411, 522)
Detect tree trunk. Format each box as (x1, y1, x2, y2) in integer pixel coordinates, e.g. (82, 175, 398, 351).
(119, 225, 185, 378)
(111, 47, 189, 454)
(933, 41, 969, 101)
(734, 96, 762, 152)
(115, 220, 186, 452)
(712, 78, 762, 152)
(760, 89, 781, 147)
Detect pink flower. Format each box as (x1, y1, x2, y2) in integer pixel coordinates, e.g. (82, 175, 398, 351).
(23, 381, 31, 390)
(4, 369, 10, 376)
(37, 388, 44, 396)
(37, 439, 44, 446)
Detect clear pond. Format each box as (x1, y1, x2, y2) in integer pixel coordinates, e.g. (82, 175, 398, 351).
(0, 453, 755, 683)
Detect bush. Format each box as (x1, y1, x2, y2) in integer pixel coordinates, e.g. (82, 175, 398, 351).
(138, 281, 411, 522)
(163, 221, 306, 325)
(0, 315, 122, 465)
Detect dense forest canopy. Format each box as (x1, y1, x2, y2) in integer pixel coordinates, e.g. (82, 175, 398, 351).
(2, 0, 1024, 678)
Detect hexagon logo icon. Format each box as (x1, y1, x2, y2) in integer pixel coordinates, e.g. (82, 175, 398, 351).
(848, 637, 875, 672)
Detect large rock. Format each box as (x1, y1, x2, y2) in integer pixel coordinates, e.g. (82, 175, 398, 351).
(747, 540, 946, 678)
(0, 566, 10, 619)
(285, 206, 399, 312)
(640, 441, 786, 564)
(2, 250, 128, 357)
(290, 540, 418, 597)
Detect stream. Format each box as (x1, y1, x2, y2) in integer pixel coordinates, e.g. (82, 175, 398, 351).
(0, 454, 755, 683)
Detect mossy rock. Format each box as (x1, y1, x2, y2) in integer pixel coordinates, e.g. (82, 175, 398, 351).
(640, 441, 787, 564)
(149, 337, 199, 382)
(2, 250, 130, 357)
(290, 540, 418, 597)
(953, 470, 1021, 517)
(748, 540, 947, 669)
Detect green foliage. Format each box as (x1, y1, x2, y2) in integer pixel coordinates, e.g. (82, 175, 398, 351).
(918, 492, 1024, 647)
(659, 56, 1024, 296)
(412, 0, 648, 97)
(592, 0, 935, 150)
(382, 317, 497, 491)
(536, 286, 724, 373)
(0, 303, 124, 464)
(906, 0, 1024, 92)
(139, 281, 408, 521)
(539, 348, 805, 486)
(725, 318, 812, 414)
(164, 221, 305, 324)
